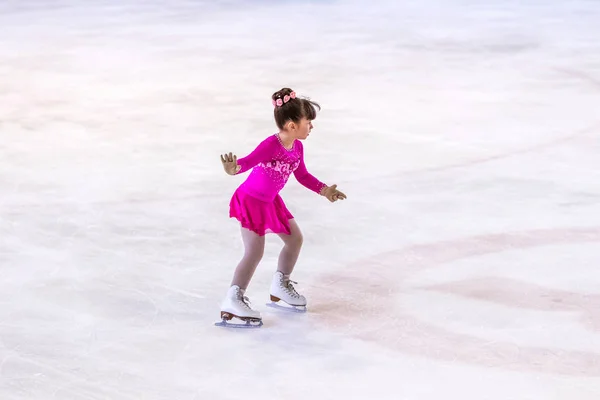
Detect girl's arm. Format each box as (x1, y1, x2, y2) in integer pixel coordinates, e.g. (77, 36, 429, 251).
(236, 136, 277, 174)
(293, 141, 328, 194)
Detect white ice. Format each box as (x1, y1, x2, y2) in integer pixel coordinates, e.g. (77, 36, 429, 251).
(1, 0, 600, 399)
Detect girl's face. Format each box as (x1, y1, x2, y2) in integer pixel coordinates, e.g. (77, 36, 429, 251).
(293, 117, 313, 140)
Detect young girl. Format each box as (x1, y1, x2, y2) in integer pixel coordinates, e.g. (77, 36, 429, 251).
(216, 88, 346, 327)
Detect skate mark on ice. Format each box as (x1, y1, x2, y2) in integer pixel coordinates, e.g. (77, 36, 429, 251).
(0, 353, 141, 400)
(151, 283, 206, 300)
(423, 277, 600, 333)
(360, 122, 600, 184)
(554, 68, 600, 91)
(356, 67, 600, 182)
(309, 227, 600, 376)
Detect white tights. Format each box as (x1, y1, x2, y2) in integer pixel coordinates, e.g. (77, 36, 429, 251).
(230, 219, 303, 290)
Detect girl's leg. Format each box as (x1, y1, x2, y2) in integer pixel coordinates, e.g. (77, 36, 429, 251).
(275, 219, 303, 275)
(230, 227, 265, 290)
(270, 219, 306, 307)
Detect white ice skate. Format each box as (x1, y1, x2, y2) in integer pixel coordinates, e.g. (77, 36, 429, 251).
(266, 271, 307, 313)
(215, 285, 263, 328)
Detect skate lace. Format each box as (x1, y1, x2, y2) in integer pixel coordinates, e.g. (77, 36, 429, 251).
(284, 279, 301, 299)
(238, 295, 253, 309)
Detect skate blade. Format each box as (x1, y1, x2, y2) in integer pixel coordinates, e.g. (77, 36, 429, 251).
(266, 302, 307, 313)
(214, 319, 263, 328)
(215, 312, 263, 328)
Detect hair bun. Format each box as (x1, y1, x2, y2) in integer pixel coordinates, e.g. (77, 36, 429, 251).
(272, 87, 294, 101)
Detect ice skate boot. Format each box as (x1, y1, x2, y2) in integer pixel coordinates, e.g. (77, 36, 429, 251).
(215, 285, 263, 328)
(267, 271, 307, 313)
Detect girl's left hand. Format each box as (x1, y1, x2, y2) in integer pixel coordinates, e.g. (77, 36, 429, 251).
(321, 184, 347, 203)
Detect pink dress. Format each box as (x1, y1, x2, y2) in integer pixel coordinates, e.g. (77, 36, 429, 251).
(229, 134, 327, 236)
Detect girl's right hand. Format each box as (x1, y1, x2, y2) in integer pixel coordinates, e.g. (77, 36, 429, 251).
(220, 152, 241, 175)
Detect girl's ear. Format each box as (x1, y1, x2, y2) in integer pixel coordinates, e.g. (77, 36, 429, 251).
(285, 121, 297, 131)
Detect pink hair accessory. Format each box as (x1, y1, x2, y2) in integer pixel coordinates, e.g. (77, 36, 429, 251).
(272, 91, 297, 107)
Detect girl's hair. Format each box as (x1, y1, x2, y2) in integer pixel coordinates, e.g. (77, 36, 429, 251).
(272, 87, 320, 130)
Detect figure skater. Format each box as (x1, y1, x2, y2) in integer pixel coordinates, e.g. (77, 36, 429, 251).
(216, 87, 346, 327)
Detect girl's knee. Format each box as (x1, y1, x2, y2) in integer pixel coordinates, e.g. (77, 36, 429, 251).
(245, 245, 265, 262)
(290, 231, 303, 249)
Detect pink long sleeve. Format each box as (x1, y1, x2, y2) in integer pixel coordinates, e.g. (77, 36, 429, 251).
(236, 136, 278, 174)
(293, 141, 327, 194)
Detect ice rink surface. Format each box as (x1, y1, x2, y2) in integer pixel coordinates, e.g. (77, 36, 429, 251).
(1, 0, 600, 398)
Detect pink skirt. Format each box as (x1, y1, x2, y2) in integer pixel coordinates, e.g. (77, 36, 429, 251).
(229, 188, 294, 236)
